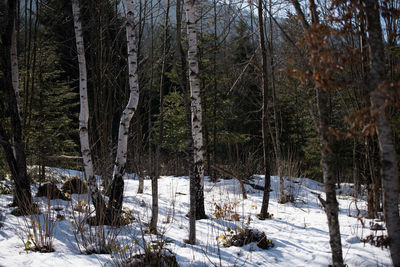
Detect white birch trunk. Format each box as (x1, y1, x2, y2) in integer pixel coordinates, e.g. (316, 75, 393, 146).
(185, 0, 205, 243)
(108, 0, 139, 218)
(112, 0, 139, 180)
(72, 0, 104, 214)
(185, 0, 203, 185)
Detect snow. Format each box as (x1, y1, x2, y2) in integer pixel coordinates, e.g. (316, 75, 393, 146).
(0, 171, 392, 267)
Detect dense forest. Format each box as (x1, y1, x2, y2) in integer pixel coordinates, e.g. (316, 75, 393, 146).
(0, 0, 399, 266)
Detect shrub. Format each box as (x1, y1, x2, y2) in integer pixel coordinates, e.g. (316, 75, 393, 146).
(36, 183, 70, 200)
(17, 201, 56, 253)
(71, 199, 120, 254)
(218, 227, 274, 250)
(73, 200, 88, 213)
(361, 234, 390, 248)
(124, 249, 179, 267)
(120, 208, 135, 225)
(112, 234, 178, 267)
(0, 180, 12, 195)
(62, 177, 88, 194)
(213, 202, 240, 221)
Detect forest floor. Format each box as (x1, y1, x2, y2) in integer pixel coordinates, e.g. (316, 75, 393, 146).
(0, 169, 392, 266)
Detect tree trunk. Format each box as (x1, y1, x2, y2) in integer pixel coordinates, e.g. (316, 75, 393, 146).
(0, 0, 33, 215)
(266, 2, 284, 204)
(258, 0, 272, 220)
(184, 0, 206, 244)
(364, 0, 400, 264)
(187, 0, 207, 221)
(72, 0, 106, 220)
(211, 0, 218, 182)
(316, 89, 344, 267)
(108, 0, 140, 224)
(311, 1, 344, 265)
(365, 137, 378, 218)
(311, 0, 344, 264)
(352, 139, 361, 197)
(150, 0, 170, 233)
(143, 0, 155, 195)
(290, 0, 344, 265)
(11, 17, 20, 112)
(175, 0, 196, 242)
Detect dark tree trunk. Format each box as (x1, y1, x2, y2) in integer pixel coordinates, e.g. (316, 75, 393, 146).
(352, 139, 361, 197)
(146, 0, 155, 195)
(310, 0, 344, 264)
(258, 0, 272, 219)
(364, 137, 378, 218)
(290, 0, 344, 265)
(211, 0, 218, 182)
(267, 0, 284, 204)
(135, 109, 144, 194)
(364, 0, 400, 265)
(0, 0, 33, 215)
(108, 174, 124, 223)
(316, 88, 344, 267)
(150, 0, 170, 233)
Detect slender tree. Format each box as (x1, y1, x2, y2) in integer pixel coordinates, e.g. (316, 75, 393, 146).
(108, 0, 140, 223)
(10, 10, 19, 109)
(175, 0, 195, 211)
(363, 0, 400, 264)
(266, 0, 284, 204)
(151, 0, 170, 233)
(290, 0, 344, 265)
(145, 0, 155, 196)
(0, 0, 33, 215)
(184, 0, 207, 244)
(72, 0, 106, 220)
(258, 0, 272, 219)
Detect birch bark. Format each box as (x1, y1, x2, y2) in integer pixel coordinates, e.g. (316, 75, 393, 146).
(184, 0, 207, 244)
(72, 0, 105, 218)
(108, 0, 140, 222)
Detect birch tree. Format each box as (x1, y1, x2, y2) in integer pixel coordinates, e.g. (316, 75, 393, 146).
(72, 0, 106, 219)
(175, 0, 196, 219)
(184, 0, 207, 244)
(363, 0, 400, 264)
(108, 0, 140, 223)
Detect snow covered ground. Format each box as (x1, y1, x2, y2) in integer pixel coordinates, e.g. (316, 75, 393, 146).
(0, 170, 392, 266)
